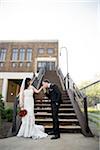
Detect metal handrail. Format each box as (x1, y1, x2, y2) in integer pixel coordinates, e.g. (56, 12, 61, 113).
(57, 69, 69, 90)
(80, 80, 100, 90)
(67, 74, 93, 136)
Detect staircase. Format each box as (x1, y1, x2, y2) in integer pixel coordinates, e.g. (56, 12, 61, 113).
(34, 71, 81, 133)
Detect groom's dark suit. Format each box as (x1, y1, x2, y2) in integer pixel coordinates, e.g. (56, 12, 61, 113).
(45, 83, 62, 137)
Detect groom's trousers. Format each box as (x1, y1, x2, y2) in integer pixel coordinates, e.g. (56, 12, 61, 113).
(51, 102, 60, 136)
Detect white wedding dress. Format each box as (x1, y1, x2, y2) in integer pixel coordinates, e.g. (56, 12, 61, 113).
(17, 87, 48, 139)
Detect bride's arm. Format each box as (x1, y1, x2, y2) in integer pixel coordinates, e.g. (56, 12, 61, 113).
(32, 86, 44, 93)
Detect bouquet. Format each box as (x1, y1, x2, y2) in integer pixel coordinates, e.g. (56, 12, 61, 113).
(18, 109, 27, 117)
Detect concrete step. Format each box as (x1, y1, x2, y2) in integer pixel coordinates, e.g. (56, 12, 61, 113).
(35, 118, 79, 125)
(36, 118, 79, 122)
(34, 71, 81, 133)
(35, 112, 77, 119)
(45, 125, 81, 129)
(44, 125, 81, 133)
(35, 100, 71, 104)
(34, 108, 75, 113)
(35, 104, 73, 108)
(35, 97, 70, 101)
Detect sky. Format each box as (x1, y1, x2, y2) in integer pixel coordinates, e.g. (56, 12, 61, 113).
(0, 0, 100, 83)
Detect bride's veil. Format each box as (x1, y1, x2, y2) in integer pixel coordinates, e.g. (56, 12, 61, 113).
(19, 78, 26, 108)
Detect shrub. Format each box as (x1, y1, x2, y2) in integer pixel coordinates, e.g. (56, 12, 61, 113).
(5, 108, 13, 122)
(0, 94, 13, 123)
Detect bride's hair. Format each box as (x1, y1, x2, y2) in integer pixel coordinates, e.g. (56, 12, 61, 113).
(24, 78, 31, 89)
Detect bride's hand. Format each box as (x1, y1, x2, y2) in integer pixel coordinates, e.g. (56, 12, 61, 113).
(41, 86, 44, 89)
(33, 86, 44, 93)
(20, 107, 24, 110)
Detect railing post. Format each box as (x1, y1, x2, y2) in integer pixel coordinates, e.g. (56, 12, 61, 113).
(84, 96, 90, 133)
(64, 77, 67, 90)
(73, 83, 76, 101)
(67, 73, 69, 89)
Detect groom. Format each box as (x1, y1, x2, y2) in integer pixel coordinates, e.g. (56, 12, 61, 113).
(42, 79, 62, 140)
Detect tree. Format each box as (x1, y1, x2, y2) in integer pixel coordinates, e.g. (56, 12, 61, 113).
(78, 81, 100, 106)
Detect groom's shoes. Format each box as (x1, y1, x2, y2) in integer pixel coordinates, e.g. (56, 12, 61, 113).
(48, 131, 54, 135)
(51, 135, 60, 140)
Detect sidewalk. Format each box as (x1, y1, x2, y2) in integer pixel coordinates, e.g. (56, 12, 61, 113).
(0, 134, 99, 150)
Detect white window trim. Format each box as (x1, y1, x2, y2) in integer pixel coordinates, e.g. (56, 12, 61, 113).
(36, 57, 56, 61)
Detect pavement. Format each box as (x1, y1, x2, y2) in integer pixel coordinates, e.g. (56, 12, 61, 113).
(0, 134, 99, 150)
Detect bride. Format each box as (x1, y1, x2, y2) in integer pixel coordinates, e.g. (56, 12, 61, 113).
(17, 77, 48, 139)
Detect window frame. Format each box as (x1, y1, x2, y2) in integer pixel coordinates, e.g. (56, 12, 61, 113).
(38, 48, 45, 54)
(0, 48, 7, 61)
(12, 48, 18, 61)
(26, 48, 32, 62)
(47, 48, 54, 54)
(19, 48, 25, 61)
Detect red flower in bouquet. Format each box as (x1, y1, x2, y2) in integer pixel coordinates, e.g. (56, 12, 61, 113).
(18, 109, 27, 117)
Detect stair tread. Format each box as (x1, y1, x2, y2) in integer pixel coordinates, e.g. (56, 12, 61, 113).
(35, 113, 76, 116)
(35, 118, 78, 122)
(44, 125, 81, 129)
(35, 104, 72, 106)
(34, 71, 81, 133)
(35, 99, 71, 103)
(34, 71, 81, 132)
(35, 108, 74, 110)
(35, 102, 71, 104)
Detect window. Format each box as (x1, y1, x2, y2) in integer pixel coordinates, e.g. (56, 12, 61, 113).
(37, 61, 55, 71)
(0, 49, 7, 61)
(26, 49, 32, 61)
(38, 48, 44, 54)
(47, 48, 54, 54)
(12, 49, 18, 61)
(19, 49, 25, 61)
(37, 62, 46, 68)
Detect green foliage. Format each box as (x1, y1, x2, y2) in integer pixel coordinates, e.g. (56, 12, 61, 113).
(79, 80, 91, 89)
(86, 84, 100, 98)
(78, 81, 100, 106)
(5, 108, 13, 122)
(88, 107, 100, 114)
(0, 94, 13, 122)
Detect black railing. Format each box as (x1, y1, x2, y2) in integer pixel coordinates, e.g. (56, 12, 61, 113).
(80, 80, 100, 108)
(12, 68, 45, 135)
(80, 80, 100, 136)
(58, 68, 93, 137)
(80, 80, 100, 91)
(57, 69, 69, 90)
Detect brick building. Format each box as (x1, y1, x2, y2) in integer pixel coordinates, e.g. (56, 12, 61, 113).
(0, 40, 58, 105)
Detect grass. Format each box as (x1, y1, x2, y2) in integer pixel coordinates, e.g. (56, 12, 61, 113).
(88, 107, 100, 114)
(88, 107, 100, 131)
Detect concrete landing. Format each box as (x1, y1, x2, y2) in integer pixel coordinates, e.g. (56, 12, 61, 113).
(0, 134, 99, 150)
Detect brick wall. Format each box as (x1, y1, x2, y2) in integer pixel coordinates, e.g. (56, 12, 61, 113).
(0, 41, 58, 72)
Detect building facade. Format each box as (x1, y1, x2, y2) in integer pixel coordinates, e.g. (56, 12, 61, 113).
(0, 40, 58, 105)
